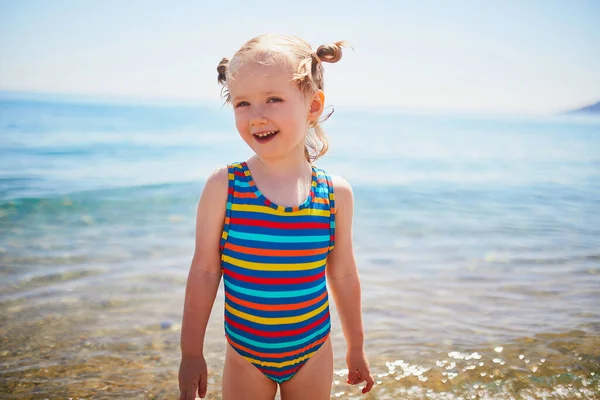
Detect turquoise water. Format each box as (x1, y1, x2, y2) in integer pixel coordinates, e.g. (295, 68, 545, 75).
(1, 95, 599, 398)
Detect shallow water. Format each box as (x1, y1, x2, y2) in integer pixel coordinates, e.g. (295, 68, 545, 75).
(1, 95, 599, 398)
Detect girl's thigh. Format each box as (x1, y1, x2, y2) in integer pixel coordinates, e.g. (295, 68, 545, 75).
(222, 343, 278, 400)
(279, 337, 334, 400)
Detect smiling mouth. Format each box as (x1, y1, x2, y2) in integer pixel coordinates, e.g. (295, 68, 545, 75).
(253, 130, 279, 142)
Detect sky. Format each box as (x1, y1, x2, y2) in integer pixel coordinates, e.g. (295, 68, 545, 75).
(0, 0, 599, 114)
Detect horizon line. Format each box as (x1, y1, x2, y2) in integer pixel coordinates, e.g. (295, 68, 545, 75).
(0, 88, 597, 118)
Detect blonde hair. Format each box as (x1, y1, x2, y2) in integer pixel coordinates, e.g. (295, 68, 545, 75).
(217, 34, 347, 163)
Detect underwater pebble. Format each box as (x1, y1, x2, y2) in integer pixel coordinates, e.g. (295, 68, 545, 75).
(160, 321, 172, 330)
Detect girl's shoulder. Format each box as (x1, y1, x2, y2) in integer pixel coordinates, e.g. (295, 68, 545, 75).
(200, 165, 229, 199)
(313, 166, 352, 191)
(330, 174, 352, 193)
(312, 166, 348, 184)
(208, 165, 230, 183)
(312, 167, 353, 213)
(330, 174, 353, 209)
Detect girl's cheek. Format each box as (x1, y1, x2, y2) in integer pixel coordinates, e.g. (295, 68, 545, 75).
(233, 110, 246, 124)
(234, 115, 246, 132)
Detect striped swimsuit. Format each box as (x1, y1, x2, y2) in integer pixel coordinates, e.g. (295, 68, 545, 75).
(219, 161, 335, 383)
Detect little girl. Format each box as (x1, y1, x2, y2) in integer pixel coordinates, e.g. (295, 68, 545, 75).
(178, 34, 373, 400)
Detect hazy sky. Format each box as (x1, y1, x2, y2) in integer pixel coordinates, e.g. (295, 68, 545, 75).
(1, 0, 599, 114)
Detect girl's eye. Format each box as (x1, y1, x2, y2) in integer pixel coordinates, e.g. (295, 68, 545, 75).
(235, 101, 250, 108)
(267, 97, 282, 103)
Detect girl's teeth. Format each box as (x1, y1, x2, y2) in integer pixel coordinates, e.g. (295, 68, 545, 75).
(255, 131, 277, 137)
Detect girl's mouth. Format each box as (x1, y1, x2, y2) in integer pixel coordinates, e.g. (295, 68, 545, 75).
(253, 130, 279, 143)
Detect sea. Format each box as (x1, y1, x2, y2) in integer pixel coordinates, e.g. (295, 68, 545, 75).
(1, 93, 599, 399)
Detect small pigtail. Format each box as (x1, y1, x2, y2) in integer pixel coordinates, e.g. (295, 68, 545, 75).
(217, 57, 229, 85)
(314, 41, 348, 64)
(302, 41, 349, 164)
(217, 57, 231, 102)
(292, 41, 348, 94)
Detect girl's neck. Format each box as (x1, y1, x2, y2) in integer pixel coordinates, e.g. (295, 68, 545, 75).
(249, 148, 310, 178)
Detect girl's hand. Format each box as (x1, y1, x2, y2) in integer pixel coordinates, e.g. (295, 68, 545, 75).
(346, 348, 375, 394)
(179, 355, 208, 399)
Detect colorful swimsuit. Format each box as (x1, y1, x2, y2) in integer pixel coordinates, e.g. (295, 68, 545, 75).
(219, 161, 335, 383)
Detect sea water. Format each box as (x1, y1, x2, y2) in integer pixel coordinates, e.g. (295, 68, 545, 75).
(1, 94, 599, 398)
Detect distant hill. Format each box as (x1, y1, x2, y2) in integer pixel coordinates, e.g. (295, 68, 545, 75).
(565, 101, 600, 114)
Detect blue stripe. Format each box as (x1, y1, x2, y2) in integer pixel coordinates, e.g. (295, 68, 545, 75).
(226, 236, 330, 250)
(233, 185, 254, 192)
(231, 224, 330, 237)
(224, 280, 326, 298)
(228, 230, 330, 243)
(223, 281, 328, 305)
(224, 275, 326, 293)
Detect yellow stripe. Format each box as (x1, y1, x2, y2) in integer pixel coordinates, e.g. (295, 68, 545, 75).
(244, 351, 317, 368)
(221, 231, 228, 240)
(231, 204, 329, 217)
(222, 255, 324, 271)
(225, 301, 328, 325)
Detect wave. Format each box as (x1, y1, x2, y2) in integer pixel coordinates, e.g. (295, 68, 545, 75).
(0, 180, 202, 205)
(484, 253, 600, 266)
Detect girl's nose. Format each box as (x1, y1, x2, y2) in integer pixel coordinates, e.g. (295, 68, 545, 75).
(249, 106, 268, 126)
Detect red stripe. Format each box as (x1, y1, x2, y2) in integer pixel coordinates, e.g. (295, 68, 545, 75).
(224, 242, 329, 257)
(223, 268, 325, 285)
(233, 191, 257, 198)
(229, 217, 329, 230)
(225, 290, 327, 312)
(259, 363, 303, 377)
(225, 311, 329, 338)
(233, 170, 246, 177)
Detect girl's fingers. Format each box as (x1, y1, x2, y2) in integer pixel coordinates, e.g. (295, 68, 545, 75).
(347, 378, 365, 384)
(362, 373, 375, 394)
(347, 369, 365, 385)
(347, 369, 357, 383)
(198, 372, 208, 398)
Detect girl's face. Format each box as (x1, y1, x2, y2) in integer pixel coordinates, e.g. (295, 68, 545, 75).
(228, 60, 323, 162)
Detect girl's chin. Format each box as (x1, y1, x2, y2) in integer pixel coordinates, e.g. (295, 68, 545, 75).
(245, 134, 307, 160)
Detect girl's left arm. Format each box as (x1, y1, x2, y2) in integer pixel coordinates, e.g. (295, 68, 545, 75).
(326, 175, 374, 394)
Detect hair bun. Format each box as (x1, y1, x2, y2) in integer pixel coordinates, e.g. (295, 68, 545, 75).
(315, 41, 348, 64)
(217, 57, 229, 85)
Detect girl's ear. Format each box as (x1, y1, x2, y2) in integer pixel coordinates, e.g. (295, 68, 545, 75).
(307, 90, 325, 122)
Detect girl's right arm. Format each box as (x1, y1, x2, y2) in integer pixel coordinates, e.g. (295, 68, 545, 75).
(179, 166, 229, 400)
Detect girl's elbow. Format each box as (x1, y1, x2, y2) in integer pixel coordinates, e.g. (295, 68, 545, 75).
(326, 267, 359, 283)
